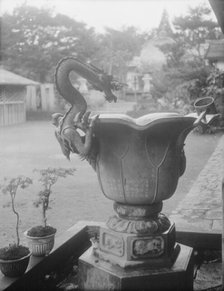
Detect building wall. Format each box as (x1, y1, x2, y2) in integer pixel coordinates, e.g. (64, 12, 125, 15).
(0, 85, 26, 126)
(40, 83, 55, 111)
(26, 83, 56, 112)
(26, 85, 38, 111)
(217, 61, 224, 71)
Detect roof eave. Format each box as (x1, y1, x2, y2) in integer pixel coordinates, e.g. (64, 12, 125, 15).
(209, 0, 224, 33)
(0, 82, 39, 86)
(206, 56, 224, 61)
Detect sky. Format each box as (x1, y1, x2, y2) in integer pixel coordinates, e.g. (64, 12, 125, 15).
(1, 0, 217, 33)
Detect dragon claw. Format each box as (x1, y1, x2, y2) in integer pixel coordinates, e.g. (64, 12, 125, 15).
(74, 112, 82, 123)
(52, 113, 64, 127)
(90, 114, 99, 128)
(82, 111, 91, 124)
(74, 111, 97, 131)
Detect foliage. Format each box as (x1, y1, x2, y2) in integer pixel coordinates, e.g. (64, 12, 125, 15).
(132, 3, 217, 113)
(94, 26, 145, 82)
(33, 167, 76, 227)
(183, 67, 224, 111)
(0, 4, 146, 84)
(173, 3, 219, 58)
(148, 3, 219, 109)
(27, 225, 56, 237)
(202, 68, 224, 98)
(150, 60, 208, 99)
(158, 37, 186, 68)
(0, 4, 100, 82)
(0, 2, 221, 110)
(0, 176, 32, 246)
(148, 59, 212, 114)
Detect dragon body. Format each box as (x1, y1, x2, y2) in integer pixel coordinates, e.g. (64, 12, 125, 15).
(52, 57, 120, 168)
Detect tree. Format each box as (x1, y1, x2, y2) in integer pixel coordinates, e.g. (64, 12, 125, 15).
(1, 4, 100, 82)
(148, 3, 219, 110)
(95, 27, 145, 81)
(173, 3, 219, 58)
(33, 168, 75, 228)
(1, 3, 147, 85)
(1, 176, 32, 246)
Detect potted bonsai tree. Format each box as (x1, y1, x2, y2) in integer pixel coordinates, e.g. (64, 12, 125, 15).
(24, 167, 75, 256)
(0, 176, 32, 277)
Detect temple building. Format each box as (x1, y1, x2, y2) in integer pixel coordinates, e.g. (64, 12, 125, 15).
(205, 39, 224, 71)
(126, 9, 175, 95)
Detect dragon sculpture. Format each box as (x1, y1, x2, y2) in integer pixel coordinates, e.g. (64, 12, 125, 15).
(52, 57, 123, 169)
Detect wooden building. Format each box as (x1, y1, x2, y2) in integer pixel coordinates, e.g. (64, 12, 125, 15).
(26, 83, 55, 112)
(0, 68, 39, 126)
(205, 39, 224, 71)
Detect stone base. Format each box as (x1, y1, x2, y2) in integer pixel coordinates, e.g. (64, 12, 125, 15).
(95, 243, 180, 269)
(78, 243, 194, 291)
(96, 223, 176, 268)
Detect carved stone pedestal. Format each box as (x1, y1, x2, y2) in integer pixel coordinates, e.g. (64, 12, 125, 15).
(96, 224, 178, 268)
(79, 204, 194, 290)
(78, 243, 194, 291)
(78, 203, 194, 290)
(93, 203, 177, 268)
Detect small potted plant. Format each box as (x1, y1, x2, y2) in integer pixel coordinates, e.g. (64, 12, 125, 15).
(24, 167, 75, 256)
(0, 176, 32, 277)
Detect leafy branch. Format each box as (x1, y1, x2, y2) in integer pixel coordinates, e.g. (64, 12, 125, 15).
(1, 176, 32, 246)
(33, 168, 76, 227)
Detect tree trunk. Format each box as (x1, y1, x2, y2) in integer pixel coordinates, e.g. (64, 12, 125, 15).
(11, 195, 20, 246)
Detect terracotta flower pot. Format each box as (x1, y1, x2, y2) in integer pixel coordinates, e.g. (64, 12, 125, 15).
(24, 226, 56, 257)
(0, 246, 31, 277)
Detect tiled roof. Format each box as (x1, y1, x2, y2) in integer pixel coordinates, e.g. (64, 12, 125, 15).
(205, 40, 224, 60)
(0, 68, 39, 85)
(209, 0, 224, 33)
